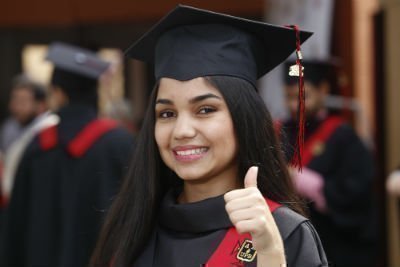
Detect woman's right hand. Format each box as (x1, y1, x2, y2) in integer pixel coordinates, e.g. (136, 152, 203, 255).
(224, 167, 286, 267)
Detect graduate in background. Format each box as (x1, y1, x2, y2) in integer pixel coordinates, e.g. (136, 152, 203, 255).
(0, 43, 134, 267)
(1, 75, 56, 206)
(0, 75, 48, 153)
(91, 5, 328, 267)
(0, 76, 50, 223)
(281, 60, 377, 267)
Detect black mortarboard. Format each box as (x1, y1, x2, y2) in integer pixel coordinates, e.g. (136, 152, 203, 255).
(46, 42, 110, 108)
(47, 42, 110, 80)
(125, 4, 312, 88)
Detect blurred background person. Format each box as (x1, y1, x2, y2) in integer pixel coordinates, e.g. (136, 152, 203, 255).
(279, 59, 377, 267)
(386, 168, 400, 197)
(103, 98, 137, 135)
(0, 75, 56, 206)
(0, 42, 134, 267)
(0, 75, 47, 153)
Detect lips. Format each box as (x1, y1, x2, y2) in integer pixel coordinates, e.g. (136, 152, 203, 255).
(173, 146, 209, 162)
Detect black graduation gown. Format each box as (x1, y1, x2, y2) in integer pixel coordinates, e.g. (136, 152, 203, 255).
(282, 116, 377, 267)
(133, 190, 328, 267)
(0, 105, 134, 267)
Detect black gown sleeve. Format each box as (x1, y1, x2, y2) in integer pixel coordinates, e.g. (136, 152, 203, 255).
(273, 207, 329, 267)
(284, 221, 329, 267)
(0, 144, 34, 267)
(316, 125, 375, 229)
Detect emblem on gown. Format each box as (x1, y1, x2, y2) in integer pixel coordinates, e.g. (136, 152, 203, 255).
(236, 239, 257, 262)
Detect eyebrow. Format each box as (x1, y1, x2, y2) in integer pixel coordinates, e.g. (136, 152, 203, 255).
(155, 99, 173, 105)
(155, 93, 222, 105)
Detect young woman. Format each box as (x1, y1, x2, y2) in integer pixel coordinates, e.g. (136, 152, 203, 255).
(91, 5, 328, 267)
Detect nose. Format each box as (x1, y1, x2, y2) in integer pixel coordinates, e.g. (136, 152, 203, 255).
(173, 113, 196, 140)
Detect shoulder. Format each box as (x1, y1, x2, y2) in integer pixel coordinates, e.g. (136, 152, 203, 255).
(102, 125, 133, 140)
(97, 126, 135, 162)
(320, 116, 358, 142)
(273, 206, 329, 267)
(333, 122, 356, 137)
(100, 126, 135, 149)
(272, 206, 308, 240)
(329, 122, 370, 153)
(73, 118, 134, 148)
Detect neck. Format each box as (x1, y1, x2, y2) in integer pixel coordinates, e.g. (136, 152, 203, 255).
(178, 169, 240, 204)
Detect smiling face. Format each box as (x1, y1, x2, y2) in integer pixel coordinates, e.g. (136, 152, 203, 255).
(155, 77, 238, 191)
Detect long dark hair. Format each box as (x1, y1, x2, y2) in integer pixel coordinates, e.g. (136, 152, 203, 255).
(90, 76, 305, 267)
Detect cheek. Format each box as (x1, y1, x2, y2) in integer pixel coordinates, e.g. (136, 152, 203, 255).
(205, 117, 237, 152)
(155, 123, 172, 151)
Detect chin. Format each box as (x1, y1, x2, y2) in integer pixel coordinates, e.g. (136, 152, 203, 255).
(175, 170, 206, 181)
(173, 165, 210, 182)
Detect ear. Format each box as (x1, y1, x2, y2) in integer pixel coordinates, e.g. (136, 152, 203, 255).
(49, 86, 69, 110)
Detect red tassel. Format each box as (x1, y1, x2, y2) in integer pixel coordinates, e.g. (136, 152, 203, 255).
(287, 25, 305, 170)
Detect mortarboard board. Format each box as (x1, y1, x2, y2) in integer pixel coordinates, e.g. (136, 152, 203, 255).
(125, 4, 313, 88)
(46, 42, 110, 80)
(46, 42, 110, 108)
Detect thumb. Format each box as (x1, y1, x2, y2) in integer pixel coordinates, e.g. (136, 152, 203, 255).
(244, 166, 258, 188)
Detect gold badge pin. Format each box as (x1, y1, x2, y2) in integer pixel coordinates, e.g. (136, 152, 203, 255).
(236, 239, 257, 262)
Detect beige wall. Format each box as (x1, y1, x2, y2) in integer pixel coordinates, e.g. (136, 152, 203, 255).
(382, 0, 400, 173)
(382, 0, 400, 266)
(353, 0, 379, 145)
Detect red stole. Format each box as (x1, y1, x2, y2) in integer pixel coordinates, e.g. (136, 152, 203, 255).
(302, 116, 344, 166)
(39, 119, 118, 158)
(205, 199, 281, 267)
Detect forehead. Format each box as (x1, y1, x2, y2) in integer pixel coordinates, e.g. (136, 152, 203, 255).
(157, 77, 222, 100)
(12, 87, 34, 96)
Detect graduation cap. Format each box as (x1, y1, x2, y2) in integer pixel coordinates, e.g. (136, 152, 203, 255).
(47, 42, 110, 80)
(125, 4, 313, 88)
(46, 42, 110, 92)
(46, 42, 110, 108)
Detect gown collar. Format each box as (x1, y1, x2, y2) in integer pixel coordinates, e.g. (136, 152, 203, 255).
(159, 189, 233, 233)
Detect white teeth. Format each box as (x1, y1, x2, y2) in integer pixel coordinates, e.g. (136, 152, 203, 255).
(176, 148, 207, 156)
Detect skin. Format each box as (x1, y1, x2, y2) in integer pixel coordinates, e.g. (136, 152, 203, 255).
(48, 86, 69, 111)
(225, 167, 286, 267)
(9, 87, 44, 125)
(387, 170, 400, 197)
(155, 77, 286, 267)
(285, 80, 329, 119)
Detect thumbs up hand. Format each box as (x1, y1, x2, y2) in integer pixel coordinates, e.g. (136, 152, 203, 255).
(224, 166, 285, 257)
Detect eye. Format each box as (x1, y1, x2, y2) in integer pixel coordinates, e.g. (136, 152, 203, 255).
(198, 106, 217, 114)
(158, 110, 176, 119)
